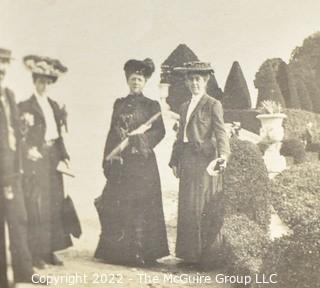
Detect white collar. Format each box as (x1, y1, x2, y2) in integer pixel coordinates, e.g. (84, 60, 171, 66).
(191, 93, 204, 102)
(34, 90, 48, 101)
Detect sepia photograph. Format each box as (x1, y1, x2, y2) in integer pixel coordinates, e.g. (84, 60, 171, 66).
(0, 0, 320, 287)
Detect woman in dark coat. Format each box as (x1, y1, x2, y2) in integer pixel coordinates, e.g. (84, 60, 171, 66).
(95, 58, 169, 266)
(19, 55, 72, 268)
(170, 61, 230, 265)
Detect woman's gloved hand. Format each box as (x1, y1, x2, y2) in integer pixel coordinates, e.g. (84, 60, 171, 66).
(103, 156, 123, 179)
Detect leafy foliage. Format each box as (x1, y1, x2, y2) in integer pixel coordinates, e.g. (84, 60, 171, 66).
(260, 163, 320, 288)
(280, 138, 307, 164)
(223, 138, 272, 230)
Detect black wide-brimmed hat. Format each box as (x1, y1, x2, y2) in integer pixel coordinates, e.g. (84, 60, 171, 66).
(174, 61, 214, 75)
(124, 58, 155, 79)
(0, 48, 13, 61)
(23, 55, 68, 83)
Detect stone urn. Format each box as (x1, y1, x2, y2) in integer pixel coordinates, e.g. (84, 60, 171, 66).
(256, 113, 287, 177)
(159, 83, 171, 111)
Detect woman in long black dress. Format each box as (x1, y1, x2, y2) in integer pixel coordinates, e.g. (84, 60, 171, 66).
(19, 55, 72, 268)
(95, 58, 169, 266)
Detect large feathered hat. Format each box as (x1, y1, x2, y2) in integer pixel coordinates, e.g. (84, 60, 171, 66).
(124, 58, 155, 79)
(23, 55, 68, 83)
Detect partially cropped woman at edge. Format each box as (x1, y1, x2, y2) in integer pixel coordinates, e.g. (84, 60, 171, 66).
(95, 58, 169, 266)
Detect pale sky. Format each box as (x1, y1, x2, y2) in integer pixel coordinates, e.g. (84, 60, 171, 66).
(1, 0, 320, 215)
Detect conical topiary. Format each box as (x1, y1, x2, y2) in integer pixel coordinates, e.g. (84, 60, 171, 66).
(254, 60, 286, 108)
(162, 43, 199, 68)
(207, 74, 224, 102)
(161, 44, 223, 112)
(161, 44, 199, 112)
(223, 61, 251, 109)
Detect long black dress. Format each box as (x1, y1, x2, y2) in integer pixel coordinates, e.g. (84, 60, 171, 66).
(95, 94, 169, 265)
(19, 95, 72, 263)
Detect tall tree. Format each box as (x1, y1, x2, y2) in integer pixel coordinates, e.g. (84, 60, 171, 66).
(223, 61, 251, 109)
(289, 56, 320, 113)
(289, 33, 320, 113)
(276, 60, 301, 109)
(294, 76, 313, 111)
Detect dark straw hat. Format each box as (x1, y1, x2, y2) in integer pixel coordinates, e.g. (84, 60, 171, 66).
(174, 61, 214, 75)
(124, 58, 155, 79)
(0, 48, 13, 61)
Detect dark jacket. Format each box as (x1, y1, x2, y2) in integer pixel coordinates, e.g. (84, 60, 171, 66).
(18, 95, 69, 162)
(19, 95, 73, 255)
(0, 88, 23, 187)
(0, 88, 34, 283)
(103, 94, 165, 178)
(95, 94, 169, 264)
(170, 94, 230, 168)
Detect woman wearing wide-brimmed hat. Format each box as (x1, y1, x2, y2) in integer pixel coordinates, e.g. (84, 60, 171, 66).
(19, 55, 72, 268)
(95, 58, 169, 266)
(169, 61, 230, 265)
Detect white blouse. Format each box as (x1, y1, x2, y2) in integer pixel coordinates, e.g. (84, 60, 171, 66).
(34, 91, 59, 141)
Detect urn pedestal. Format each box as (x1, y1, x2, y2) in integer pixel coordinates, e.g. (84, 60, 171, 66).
(256, 113, 287, 178)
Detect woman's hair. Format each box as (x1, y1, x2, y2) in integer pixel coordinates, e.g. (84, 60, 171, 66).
(32, 73, 56, 84)
(124, 58, 155, 80)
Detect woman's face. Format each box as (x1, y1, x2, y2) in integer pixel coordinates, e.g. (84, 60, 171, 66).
(34, 76, 52, 95)
(185, 73, 208, 96)
(127, 73, 146, 94)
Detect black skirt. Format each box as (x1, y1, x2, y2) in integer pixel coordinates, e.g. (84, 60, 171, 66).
(95, 152, 169, 264)
(176, 143, 223, 263)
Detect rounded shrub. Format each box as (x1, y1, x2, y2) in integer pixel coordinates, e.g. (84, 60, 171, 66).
(260, 163, 320, 288)
(280, 138, 306, 164)
(221, 214, 270, 276)
(223, 138, 272, 230)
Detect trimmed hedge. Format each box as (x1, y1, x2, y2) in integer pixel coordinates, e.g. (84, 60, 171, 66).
(270, 162, 320, 232)
(223, 138, 271, 230)
(283, 108, 320, 142)
(260, 163, 320, 288)
(260, 234, 320, 288)
(206, 138, 271, 281)
(220, 215, 269, 277)
(224, 109, 261, 134)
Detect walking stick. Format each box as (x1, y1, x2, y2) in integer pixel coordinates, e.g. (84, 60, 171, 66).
(105, 111, 162, 162)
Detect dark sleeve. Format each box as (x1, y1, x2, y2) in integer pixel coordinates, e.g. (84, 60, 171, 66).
(51, 100, 70, 161)
(129, 101, 165, 157)
(102, 100, 121, 177)
(211, 101, 230, 158)
(169, 140, 180, 168)
(169, 106, 183, 168)
(57, 138, 70, 160)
